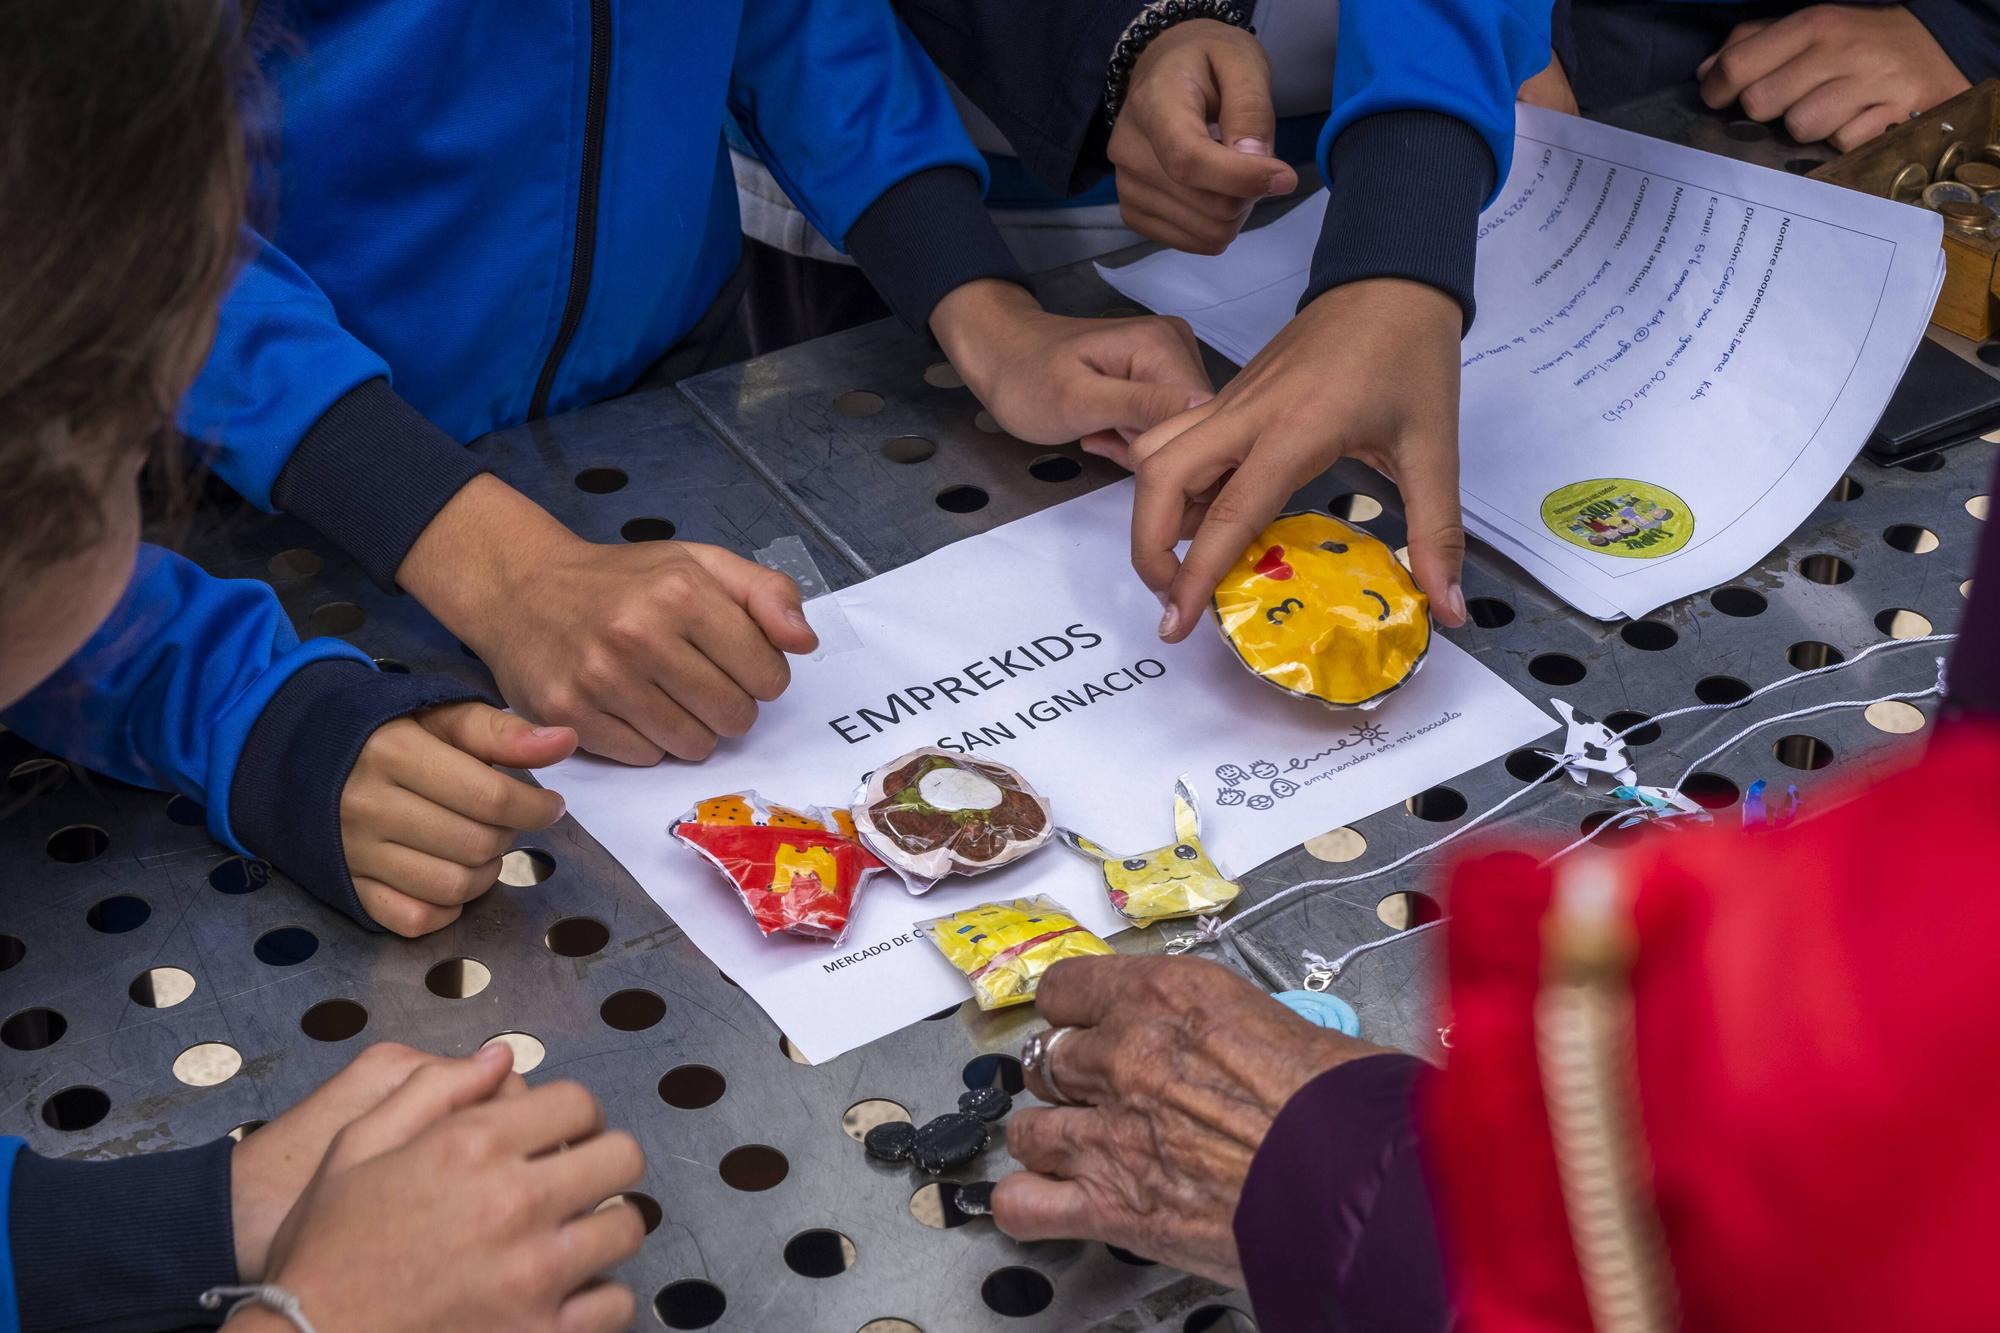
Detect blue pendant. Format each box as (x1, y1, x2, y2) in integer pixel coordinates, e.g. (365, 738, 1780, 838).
(1272, 989, 1359, 1035)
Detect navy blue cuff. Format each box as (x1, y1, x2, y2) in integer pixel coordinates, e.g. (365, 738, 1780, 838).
(846, 167, 1029, 333)
(230, 659, 493, 930)
(1234, 1053, 1448, 1333)
(1906, 0, 1999, 82)
(270, 378, 488, 592)
(10, 1137, 237, 1330)
(1304, 111, 1495, 332)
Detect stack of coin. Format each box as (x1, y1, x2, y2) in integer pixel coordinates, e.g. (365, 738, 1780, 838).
(1940, 200, 1997, 239)
(1955, 160, 2000, 192)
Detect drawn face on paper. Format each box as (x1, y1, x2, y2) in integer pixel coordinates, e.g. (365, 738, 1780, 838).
(1057, 780, 1241, 927)
(1210, 512, 1431, 708)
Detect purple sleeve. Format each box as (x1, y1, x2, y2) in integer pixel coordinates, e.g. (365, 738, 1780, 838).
(1233, 1053, 1450, 1333)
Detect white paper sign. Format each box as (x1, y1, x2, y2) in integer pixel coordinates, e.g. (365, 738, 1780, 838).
(549, 482, 1553, 1061)
(1098, 105, 1945, 619)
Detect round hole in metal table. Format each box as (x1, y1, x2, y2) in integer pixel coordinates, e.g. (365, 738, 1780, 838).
(544, 915, 609, 957)
(1773, 734, 1834, 770)
(974, 409, 1001, 434)
(936, 484, 989, 514)
(784, 1228, 857, 1279)
(1304, 826, 1367, 862)
(1029, 454, 1083, 483)
(1883, 524, 1939, 554)
(1902, 452, 1947, 473)
(6, 758, 67, 798)
(621, 517, 677, 542)
(1709, 586, 1766, 617)
(1963, 579, 1976, 599)
(834, 390, 885, 418)
(254, 927, 319, 967)
(1783, 157, 1819, 175)
(1682, 772, 1742, 809)
(173, 1041, 243, 1087)
(484, 1031, 545, 1073)
(2, 1007, 66, 1051)
(909, 1182, 973, 1230)
(373, 657, 411, 674)
(981, 1267, 1055, 1318)
(1107, 1244, 1157, 1266)
(1799, 554, 1853, 585)
(1405, 786, 1467, 821)
(1528, 653, 1586, 686)
(858, 1321, 924, 1333)
(1466, 596, 1515, 628)
(1327, 493, 1384, 522)
(267, 548, 325, 579)
(48, 824, 109, 864)
(1875, 607, 1933, 638)
(841, 1098, 911, 1142)
(882, 436, 936, 464)
(1724, 119, 1770, 141)
(923, 361, 965, 389)
(718, 1144, 789, 1192)
(1787, 640, 1843, 670)
(1602, 711, 1661, 745)
(1620, 619, 1677, 651)
(227, 1121, 267, 1142)
(962, 1053, 1026, 1094)
(499, 848, 556, 885)
(42, 1086, 110, 1132)
(1969, 494, 1990, 520)
(659, 1064, 727, 1109)
(301, 999, 368, 1043)
(573, 466, 628, 493)
(1376, 891, 1443, 930)
(1980, 342, 2000, 368)
(780, 1034, 812, 1064)
(600, 987, 666, 1032)
(1826, 475, 1864, 502)
(596, 1191, 663, 1235)
(130, 966, 196, 1009)
(1695, 675, 1752, 705)
(86, 894, 149, 933)
(425, 957, 491, 999)
(653, 1279, 727, 1330)
(164, 794, 206, 826)
(0, 936, 23, 972)
(1579, 811, 1646, 848)
(304, 602, 365, 637)
(1505, 748, 1560, 783)
(922, 1002, 962, 1021)
(1865, 700, 1928, 734)
(1186, 1308, 1260, 1333)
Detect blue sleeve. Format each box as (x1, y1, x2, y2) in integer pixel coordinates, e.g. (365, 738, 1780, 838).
(0, 545, 367, 856)
(1303, 0, 1555, 328)
(178, 236, 487, 589)
(1, 1137, 20, 1333)
(729, 0, 1026, 329)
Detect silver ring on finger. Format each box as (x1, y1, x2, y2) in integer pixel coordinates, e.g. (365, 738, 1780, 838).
(1020, 1025, 1082, 1107)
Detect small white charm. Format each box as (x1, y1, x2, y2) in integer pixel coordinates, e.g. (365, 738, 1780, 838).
(1537, 699, 1637, 787)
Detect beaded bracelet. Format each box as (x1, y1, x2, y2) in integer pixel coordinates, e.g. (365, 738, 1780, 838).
(1104, 0, 1255, 126)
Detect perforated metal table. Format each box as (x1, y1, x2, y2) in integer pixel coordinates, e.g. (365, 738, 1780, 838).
(0, 90, 1988, 1332)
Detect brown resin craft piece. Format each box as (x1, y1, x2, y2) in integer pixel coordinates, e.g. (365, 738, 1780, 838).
(851, 748, 1053, 889)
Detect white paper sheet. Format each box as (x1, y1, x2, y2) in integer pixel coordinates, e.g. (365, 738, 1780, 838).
(1098, 105, 1945, 620)
(549, 482, 1554, 1062)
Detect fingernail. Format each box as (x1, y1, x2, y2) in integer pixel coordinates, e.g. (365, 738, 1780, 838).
(785, 608, 812, 632)
(1265, 173, 1292, 197)
(1447, 583, 1468, 625)
(1158, 604, 1182, 639)
(1187, 392, 1214, 409)
(1231, 137, 1269, 156)
(552, 794, 567, 819)
(531, 726, 566, 739)
(475, 1042, 512, 1066)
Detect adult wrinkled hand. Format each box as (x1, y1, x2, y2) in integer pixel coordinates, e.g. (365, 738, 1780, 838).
(1108, 19, 1297, 255)
(398, 476, 819, 767)
(992, 955, 1381, 1283)
(1698, 4, 1968, 151)
(237, 1046, 646, 1333)
(931, 279, 1213, 457)
(1129, 276, 1468, 642)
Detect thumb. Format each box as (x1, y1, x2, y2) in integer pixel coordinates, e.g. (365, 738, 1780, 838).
(689, 545, 821, 656)
(1391, 437, 1468, 627)
(1210, 42, 1295, 195)
(421, 701, 578, 770)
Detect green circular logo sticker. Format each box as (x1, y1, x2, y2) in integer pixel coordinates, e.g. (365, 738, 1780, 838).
(1541, 479, 1693, 558)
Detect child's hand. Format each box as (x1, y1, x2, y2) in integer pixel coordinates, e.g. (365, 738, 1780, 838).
(340, 701, 575, 936)
(930, 279, 1213, 463)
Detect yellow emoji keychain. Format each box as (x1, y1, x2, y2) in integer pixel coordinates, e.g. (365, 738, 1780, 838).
(1057, 778, 1240, 927)
(1212, 512, 1431, 709)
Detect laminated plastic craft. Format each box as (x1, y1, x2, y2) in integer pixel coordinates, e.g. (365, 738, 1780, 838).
(1212, 511, 1431, 709)
(918, 895, 1113, 1010)
(1056, 777, 1240, 927)
(851, 748, 1053, 889)
(670, 792, 881, 943)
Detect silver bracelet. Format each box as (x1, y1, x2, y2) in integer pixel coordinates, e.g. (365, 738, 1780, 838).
(200, 1284, 321, 1333)
(1104, 0, 1254, 125)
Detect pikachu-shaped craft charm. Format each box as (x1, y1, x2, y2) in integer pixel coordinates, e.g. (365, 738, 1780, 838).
(1057, 778, 1240, 928)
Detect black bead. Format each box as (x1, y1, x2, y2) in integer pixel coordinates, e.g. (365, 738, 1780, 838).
(864, 1120, 917, 1163)
(952, 1181, 997, 1217)
(958, 1085, 1013, 1122)
(911, 1112, 990, 1174)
